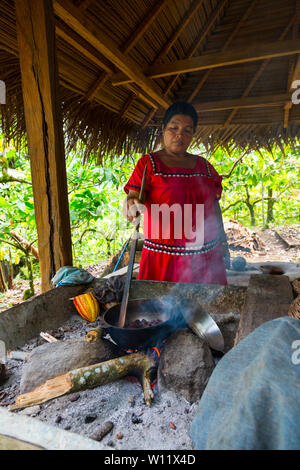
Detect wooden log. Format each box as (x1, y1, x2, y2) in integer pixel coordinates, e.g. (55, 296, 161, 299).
(85, 326, 104, 343)
(234, 274, 294, 345)
(10, 352, 155, 410)
(15, 0, 73, 292)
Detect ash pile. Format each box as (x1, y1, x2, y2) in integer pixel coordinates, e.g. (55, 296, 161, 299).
(0, 278, 240, 450)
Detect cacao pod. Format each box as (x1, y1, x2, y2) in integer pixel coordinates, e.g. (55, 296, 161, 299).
(73, 292, 100, 322)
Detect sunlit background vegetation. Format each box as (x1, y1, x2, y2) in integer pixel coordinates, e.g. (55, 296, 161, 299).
(0, 134, 299, 295)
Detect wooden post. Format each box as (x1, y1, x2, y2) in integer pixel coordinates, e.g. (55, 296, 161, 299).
(234, 274, 294, 345)
(15, 0, 73, 291)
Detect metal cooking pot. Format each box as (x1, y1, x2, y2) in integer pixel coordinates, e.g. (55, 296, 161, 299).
(102, 298, 187, 350)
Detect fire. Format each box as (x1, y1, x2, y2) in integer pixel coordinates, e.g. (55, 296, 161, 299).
(151, 346, 161, 358)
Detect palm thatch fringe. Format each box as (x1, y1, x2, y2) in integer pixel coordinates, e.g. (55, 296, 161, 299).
(1, 48, 300, 161)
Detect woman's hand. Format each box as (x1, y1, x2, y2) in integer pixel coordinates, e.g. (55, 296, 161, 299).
(123, 191, 145, 224)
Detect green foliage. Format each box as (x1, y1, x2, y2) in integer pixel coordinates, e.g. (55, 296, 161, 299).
(0, 136, 299, 286)
(209, 144, 300, 227)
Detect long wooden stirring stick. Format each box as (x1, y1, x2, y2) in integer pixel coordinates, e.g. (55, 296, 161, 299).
(118, 164, 148, 328)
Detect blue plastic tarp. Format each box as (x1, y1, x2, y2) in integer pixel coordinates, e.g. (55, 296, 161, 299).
(190, 317, 300, 450)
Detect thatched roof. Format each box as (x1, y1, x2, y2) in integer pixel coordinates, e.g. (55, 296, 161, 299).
(1, 0, 300, 158)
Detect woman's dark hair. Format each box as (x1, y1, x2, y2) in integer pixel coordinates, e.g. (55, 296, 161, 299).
(162, 101, 198, 132)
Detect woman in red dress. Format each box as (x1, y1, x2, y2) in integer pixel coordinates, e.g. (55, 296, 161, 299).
(123, 102, 229, 285)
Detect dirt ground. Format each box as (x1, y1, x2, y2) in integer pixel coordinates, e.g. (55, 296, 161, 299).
(1, 224, 299, 314)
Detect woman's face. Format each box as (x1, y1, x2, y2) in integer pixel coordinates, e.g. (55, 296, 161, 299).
(162, 114, 194, 155)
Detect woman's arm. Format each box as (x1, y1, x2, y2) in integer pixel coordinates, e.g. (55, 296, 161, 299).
(122, 190, 145, 224)
(214, 200, 231, 270)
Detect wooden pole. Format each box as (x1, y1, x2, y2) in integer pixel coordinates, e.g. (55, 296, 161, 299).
(15, 0, 73, 292)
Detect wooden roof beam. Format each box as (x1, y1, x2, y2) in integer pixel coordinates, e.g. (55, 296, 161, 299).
(133, 0, 226, 126)
(124, 0, 206, 125)
(138, 0, 206, 125)
(284, 3, 300, 129)
(112, 38, 300, 84)
(125, 83, 159, 109)
(84, 0, 169, 112)
(55, 21, 113, 74)
(118, 1, 171, 121)
(187, 0, 229, 57)
(147, 93, 290, 124)
(53, 0, 171, 109)
(143, 0, 228, 117)
(193, 93, 290, 112)
(292, 54, 300, 82)
(85, 71, 111, 101)
(154, 0, 206, 62)
(119, 94, 136, 118)
(121, 0, 171, 54)
(188, 0, 258, 102)
(74, 0, 95, 11)
(224, 15, 295, 127)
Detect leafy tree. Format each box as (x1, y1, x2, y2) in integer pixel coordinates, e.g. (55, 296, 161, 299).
(0, 135, 299, 295)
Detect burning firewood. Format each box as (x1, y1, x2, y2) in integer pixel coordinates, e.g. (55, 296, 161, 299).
(10, 352, 155, 411)
(40, 332, 58, 343)
(85, 326, 104, 343)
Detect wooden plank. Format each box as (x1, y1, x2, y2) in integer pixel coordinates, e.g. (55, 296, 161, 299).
(15, 0, 73, 292)
(193, 93, 290, 112)
(53, 0, 171, 109)
(112, 38, 300, 84)
(234, 274, 294, 345)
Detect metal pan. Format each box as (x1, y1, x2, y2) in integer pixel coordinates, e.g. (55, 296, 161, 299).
(102, 298, 187, 350)
(176, 299, 224, 352)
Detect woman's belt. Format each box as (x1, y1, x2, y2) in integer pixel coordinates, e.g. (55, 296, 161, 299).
(143, 238, 220, 256)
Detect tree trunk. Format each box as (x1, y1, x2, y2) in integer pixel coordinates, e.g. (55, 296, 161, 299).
(267, 188, 274, 224)
(245, 186, 256, 226)
(261, 182, 265, 227)
(245, 202, 256, 226)
(0, 263, 6, 293)
(8, 250, 13, 290)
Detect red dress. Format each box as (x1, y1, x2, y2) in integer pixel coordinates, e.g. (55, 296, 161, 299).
(124, 153, 227, 285)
